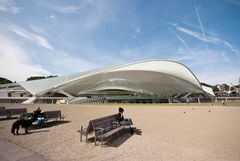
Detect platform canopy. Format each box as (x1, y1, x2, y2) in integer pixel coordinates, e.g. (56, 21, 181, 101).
(19, 60, 214, 97)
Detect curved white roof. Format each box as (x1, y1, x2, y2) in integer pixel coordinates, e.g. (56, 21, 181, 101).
(110, 60, 201, 89)
(19, 60, 206, 97)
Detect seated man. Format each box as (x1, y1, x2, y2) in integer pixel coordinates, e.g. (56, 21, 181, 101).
(117, 107, 133, 126)
(33, 107, 46, 127)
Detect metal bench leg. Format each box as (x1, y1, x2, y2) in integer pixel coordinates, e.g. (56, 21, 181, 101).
(7, 114, 12, 119)
(101, 138, 103, 146)
(80, 126, 83, 142)
(94, 137, 97, 146)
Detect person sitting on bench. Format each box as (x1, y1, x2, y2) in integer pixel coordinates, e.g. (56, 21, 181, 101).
(33, 107, 46, 127)
(117, 107, 133, 126)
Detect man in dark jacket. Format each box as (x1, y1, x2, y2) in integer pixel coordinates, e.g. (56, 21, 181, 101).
(33, 107, 43, 120)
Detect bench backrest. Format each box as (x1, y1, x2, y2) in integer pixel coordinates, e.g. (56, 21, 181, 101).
(43, 110, 61, 119)
(91, 114, 118, 135)
(5, 108, 27, 115)
(20, 110, 62, 120)
(0, 109, 7, 116)
(85, 114, 117, 134)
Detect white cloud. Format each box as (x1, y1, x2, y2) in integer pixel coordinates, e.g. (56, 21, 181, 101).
(226, 0, 240, 6)
(9, 25, 54, 50)
(168, 48, 229, 84)
(197, 68, 239, 85)
(169, 22, 178, 27)
(172, 49, 227, 66)
(174, 34, 194, 55)
(50, 52, 97, 74)
(47, 0, 118, 30)
(53, 6, 81, 13)
(119, 39, 175, 61)
(0, 0, 21, 13)
(136, 28, 141, 34)
(30, 25, 50, 37)
(175, 26, 240, 56)
(120, 47, 140, 58)
(221, 52, 229, 63)
(223, 41, 240, 56)
(46, 15, 58, 24)
(169, 48, 238, 84)
(176, 26, 220, 43)
(0, 34, 50, 81)
(194, 5, 209, 51)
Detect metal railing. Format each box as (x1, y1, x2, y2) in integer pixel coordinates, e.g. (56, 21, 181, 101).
(215, 97, 240, 102)
(35, 97, 69, 104)
(1, 96, 239, 104)
(0, 97, 29, 104)
(69, 97, 105, 104)
(0, 97, 69, 104)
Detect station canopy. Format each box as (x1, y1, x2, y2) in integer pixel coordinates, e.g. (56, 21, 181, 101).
(18, 60, 214, 97)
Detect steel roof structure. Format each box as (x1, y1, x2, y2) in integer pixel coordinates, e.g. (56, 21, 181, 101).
(18, 60, 213, 97)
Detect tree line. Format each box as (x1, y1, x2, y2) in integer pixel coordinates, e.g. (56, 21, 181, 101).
(0, 75, 58, 84)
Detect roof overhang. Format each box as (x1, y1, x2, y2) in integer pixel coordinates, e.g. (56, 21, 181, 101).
(18, 60, 205, 97)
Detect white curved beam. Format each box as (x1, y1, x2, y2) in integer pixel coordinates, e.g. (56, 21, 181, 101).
(18, 60, 204, 97)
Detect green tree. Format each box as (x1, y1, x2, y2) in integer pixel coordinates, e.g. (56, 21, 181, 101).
(212, 85, 219, 92)
(26, 76, 45, 81)
(0, 77, 12, 84)
(26, 75, 57, 81)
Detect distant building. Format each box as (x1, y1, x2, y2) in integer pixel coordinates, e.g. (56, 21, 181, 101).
(214, 83, 240, 97)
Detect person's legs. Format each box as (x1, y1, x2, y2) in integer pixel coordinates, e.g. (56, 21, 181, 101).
(37, 117, 45, 127)
(120, 120, 128, 126)
(126, 118, 133, 125)
(41, 118, 46, 127)
(37, 118, 41, 127)
(120, 118, 133, 126)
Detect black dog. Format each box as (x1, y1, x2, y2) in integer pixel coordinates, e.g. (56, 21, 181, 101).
(11, 118, 33, 135)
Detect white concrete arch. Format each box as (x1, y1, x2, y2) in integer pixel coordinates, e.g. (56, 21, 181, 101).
(19, 60, 206, 97)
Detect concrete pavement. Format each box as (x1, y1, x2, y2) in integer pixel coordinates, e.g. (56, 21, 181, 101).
(0, 139, 49, 161)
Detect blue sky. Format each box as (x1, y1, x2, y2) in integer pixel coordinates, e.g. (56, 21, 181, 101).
(0, 0, 239, 85)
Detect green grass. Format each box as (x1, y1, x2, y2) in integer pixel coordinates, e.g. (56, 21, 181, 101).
(212, 101, 240, 104)
(91, 101, 240, 106)
(98, 103, 205, 106)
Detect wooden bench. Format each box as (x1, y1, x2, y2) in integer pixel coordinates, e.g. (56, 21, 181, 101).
(0, 108, 27, 118)
(77, 114, 116, 143)
(0, 107, 5, 116)
(44, 110, 65, 122)
(0, 109, 7, 117)
(78, 114, 132, 146)
(20, 110, 65, 122)
(77, 120, 94, 143)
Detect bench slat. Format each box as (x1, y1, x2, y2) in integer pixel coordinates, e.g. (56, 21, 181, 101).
(5, 108, 27, 115)
(0, 110, 7, 116)
(0, 108, 27, 117)
(96, 126, 126, 139)
(86, 114, 116, 133)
